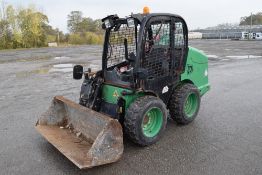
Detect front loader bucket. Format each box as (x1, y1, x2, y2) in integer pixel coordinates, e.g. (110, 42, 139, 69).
(35, 96, 123, 169)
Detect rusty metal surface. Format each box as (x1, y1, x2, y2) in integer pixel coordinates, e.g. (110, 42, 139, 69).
(36, 96, 124, 169)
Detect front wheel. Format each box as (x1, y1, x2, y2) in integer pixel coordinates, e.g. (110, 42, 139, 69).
(168, 83, 201, 125)
(124, 96, 167, 146)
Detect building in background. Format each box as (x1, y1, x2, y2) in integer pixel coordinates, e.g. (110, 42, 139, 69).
(192, 25, 262, 40)
(188, 32, 203, 39)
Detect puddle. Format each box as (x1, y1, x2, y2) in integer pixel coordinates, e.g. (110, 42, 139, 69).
(16, 68, 50, 78)
(54, 56, 70, 60)
(49, 68, 73, 73)
(226, 55, 262, 59)
(53, 64, 73, 68)
(16, 64, 73, 77)
(50, 64, 73, 73)
(0, 56, 52, 64)
(0, 95, 6, 100)
(207, 55, 219, 59)
(16, 62, 102, 78)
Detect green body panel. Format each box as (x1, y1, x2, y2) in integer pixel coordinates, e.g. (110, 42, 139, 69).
(181, 47, 210, 96)
(102, 84, 144, 109)
(102, 47, 210, 108)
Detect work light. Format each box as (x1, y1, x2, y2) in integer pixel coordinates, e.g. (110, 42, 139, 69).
(127, 18, 135, 28)
(104, 19, 112, 29)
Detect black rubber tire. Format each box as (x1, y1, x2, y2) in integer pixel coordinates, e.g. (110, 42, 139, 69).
(168, 83, 200, 125)
(124, 96, 167, 146)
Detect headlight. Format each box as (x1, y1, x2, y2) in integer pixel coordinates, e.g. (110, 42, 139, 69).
(127, 18, 135, 28)
(104, 19, 112, 29)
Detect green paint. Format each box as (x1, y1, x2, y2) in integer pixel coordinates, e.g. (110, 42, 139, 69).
(102, 84, 144, 109)
(102, 47, 210, 111)
(181, 47, 210, 96)
(184, 93, 199, 118)
(142, 107, 163, 137)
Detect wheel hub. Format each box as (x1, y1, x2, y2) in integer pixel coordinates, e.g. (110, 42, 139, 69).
(142, 107, 163, 137)
(184, 93, 198, 118)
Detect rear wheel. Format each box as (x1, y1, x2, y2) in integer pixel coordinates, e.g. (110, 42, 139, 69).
(168, 83, 200, 125)
(124, 96, 167, 146)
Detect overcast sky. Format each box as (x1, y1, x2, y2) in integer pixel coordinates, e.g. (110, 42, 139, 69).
(6, 0, 262, 32)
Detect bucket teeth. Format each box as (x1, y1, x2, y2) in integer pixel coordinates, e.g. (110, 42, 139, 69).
(36, 96, 123, 169)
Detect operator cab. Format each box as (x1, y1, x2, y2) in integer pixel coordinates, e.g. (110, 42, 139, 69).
(73, 12, 188, 107)
(101, 13, 188, 99)
(101, 15, 139, 88)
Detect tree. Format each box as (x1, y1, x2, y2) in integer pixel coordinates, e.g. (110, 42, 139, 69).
(67, 11, 103, 34)
(240, 12, 262, 25)
(0, 2, 65, 49)
(0, 20, 12, 49)
(6, 5, 16, 30)
(18, 7, 49, 47)
(79, 17, 95, 32)
(66, 11, 104, 45)
(0, 2, 13, 49)
(93, 19, 103, 34)
(6, 5, 22, 48)
(67, 11, 83, 33)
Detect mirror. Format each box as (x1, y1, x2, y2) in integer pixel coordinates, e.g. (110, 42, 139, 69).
(73, 65, 83, 80)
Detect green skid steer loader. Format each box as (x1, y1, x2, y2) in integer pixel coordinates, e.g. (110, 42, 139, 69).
(36, 9, 210, 169)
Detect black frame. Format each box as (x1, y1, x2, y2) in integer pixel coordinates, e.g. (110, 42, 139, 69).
(101, 13, 189, 103)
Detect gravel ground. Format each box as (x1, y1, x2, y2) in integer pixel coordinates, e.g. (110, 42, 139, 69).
(0, 40, 262, 175)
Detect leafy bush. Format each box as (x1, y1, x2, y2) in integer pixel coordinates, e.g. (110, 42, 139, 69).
(68, 32, 103, 45)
